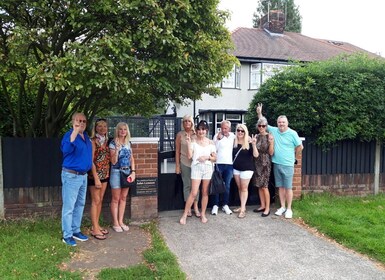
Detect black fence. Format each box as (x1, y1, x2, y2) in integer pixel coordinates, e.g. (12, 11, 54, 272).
(302, 139, 384, 175)
(2, 116, 182, 189)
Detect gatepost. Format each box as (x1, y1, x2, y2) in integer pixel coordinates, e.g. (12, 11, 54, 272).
(129, 137, 159, 220)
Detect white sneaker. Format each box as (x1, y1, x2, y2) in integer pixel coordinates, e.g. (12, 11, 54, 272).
(284, 209, 293, 219)
(211, 205, 218, 215)
(222, 205, 233, 215)
(274, 207, 286, 216)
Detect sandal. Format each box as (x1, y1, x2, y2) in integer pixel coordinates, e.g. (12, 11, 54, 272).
(120, 224, 129, 231)
(194, 210, 201, 218)
(112, 225, 123, 233)
(91, 233, 107, 240)
(187, 210, 192, 217)
(238, 211, 246, 219)
(100, 228, 109, 235)
(233, 207, 241, 213)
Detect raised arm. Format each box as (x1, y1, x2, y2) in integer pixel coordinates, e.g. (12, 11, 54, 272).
(256, 103, 264, 119)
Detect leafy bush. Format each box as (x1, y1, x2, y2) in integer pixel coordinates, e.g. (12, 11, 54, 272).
(246, 54, 385, 147)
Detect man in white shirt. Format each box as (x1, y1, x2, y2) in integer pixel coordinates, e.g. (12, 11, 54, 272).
(211, 120, 236, 215)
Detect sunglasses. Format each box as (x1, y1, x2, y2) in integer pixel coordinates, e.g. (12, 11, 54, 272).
(258, 125, 266, 128)
(78, 119, 87, 123)
(236, 129, 245, 133)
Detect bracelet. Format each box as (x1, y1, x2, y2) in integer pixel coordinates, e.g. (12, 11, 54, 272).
(131, 170, 136, 172)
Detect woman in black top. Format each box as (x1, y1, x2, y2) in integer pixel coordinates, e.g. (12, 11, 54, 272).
(232, 124, 259, 218)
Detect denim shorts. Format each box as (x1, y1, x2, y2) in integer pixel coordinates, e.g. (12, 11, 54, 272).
(273, 164, 294, 189)
(110, 168, 122, 189)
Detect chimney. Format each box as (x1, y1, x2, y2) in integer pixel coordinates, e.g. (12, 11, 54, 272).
(260, 10, 285, 34)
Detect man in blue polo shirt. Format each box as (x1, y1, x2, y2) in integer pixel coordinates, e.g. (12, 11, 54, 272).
(257, 104, 303, 219)
(61, 112, 92, 246)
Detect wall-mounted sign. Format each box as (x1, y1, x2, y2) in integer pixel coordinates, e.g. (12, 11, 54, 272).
(132, 177, 158, 196)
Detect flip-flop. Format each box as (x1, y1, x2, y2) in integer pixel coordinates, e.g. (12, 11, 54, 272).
(112, 225, 123, 233)
(194, 211, 201, 218)
(91, 233, 107, 240)
(100, 228, 109, 235)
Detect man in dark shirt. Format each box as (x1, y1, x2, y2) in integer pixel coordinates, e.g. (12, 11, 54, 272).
(61, 112, 92, 246)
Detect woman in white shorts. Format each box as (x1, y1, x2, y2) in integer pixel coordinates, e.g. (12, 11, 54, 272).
(232, 124, 259, 218)
(180, 120, 216, 225)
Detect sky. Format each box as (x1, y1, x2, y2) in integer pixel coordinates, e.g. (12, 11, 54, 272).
(218, 0, 385, 57)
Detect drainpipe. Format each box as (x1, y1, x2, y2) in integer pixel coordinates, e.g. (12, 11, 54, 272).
(374, 140, 381, 195)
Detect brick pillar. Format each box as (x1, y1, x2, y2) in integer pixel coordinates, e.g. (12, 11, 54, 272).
(293, 150, 303, 198)
(130, 137, 159, 221)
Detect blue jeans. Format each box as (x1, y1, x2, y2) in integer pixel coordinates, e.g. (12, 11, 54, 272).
(61, 171, 87, 238)
(212, 164, 233, 206)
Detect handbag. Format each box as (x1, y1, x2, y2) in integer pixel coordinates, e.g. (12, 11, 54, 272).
(119, 169, 135, 188)
(209, 164, 226, 195)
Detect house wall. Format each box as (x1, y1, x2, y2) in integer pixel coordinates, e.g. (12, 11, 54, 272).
(173, 62, 258, 118)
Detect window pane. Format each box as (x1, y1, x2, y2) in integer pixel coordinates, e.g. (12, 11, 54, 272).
(250, 63, 261, 89)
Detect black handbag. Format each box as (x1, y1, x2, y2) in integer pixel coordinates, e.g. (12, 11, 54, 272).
(209, 165, 226, 195)
(120, 169, 135, 188)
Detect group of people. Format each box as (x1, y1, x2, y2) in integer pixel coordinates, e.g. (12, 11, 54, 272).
(177, 103, 303, 225)
(61, 113, 135, 246)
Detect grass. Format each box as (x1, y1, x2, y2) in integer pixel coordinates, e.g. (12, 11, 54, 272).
(97, 222, 186, 280)
(0, 217, 82, 280)
(0, 218, 185, 279)
(295, 193, 385, 264)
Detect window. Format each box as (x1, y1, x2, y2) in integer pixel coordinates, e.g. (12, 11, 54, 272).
(221, 65, 240, 89)
(250, 63, 262, 89)
(262, 63, 288, 83)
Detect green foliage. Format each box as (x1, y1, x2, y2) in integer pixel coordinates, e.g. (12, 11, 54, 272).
(246, 54, 385, 147)
(0, 218, 81, 279)
(296, 193, 385, 264)
(0, 0, 236, 137)
(252, 0, 302, 32)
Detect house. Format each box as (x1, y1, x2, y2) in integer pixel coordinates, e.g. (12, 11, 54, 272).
(172, 10, 378, 137)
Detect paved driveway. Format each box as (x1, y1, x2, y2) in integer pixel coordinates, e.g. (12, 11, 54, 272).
(158, 207, 385, 280)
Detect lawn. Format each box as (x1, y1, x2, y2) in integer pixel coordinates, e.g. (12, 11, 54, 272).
(295, 193, 385, 264)
(0, 218, 185, 280)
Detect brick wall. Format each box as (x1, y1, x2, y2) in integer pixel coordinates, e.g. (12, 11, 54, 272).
(3, 138, 159, 221)
(293, 152, 302, 198)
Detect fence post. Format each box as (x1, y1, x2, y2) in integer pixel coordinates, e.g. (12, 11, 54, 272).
(0, 137, 4, 219)
(374, 140, 381, 195)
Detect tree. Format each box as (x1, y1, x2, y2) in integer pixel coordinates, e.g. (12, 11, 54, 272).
(252, 0, 302, 33)
(245, 54, 385, 147)
(0, 0, 236, 137)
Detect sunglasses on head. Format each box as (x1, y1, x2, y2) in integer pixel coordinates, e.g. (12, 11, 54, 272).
(236, 129, 245, 133)
(258, 125, 266, 128)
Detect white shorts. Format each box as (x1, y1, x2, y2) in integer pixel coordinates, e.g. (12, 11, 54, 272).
(191, 163, 213, 180)
(233, 169, 254, 180)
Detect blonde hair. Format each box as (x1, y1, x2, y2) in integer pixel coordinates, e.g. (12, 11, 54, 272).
(91, 118, 108, 138)
(114, 122, 131, 145)
(236, 123, 250, 150)
(182, 115, 195, 133)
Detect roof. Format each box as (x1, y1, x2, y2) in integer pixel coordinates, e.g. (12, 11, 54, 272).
(231, 27, 379, 62)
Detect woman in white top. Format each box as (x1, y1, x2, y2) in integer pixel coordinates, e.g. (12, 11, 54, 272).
(180, 120, 217, 225)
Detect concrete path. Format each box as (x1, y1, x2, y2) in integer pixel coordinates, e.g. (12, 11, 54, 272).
(158, 206, 385, 280)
